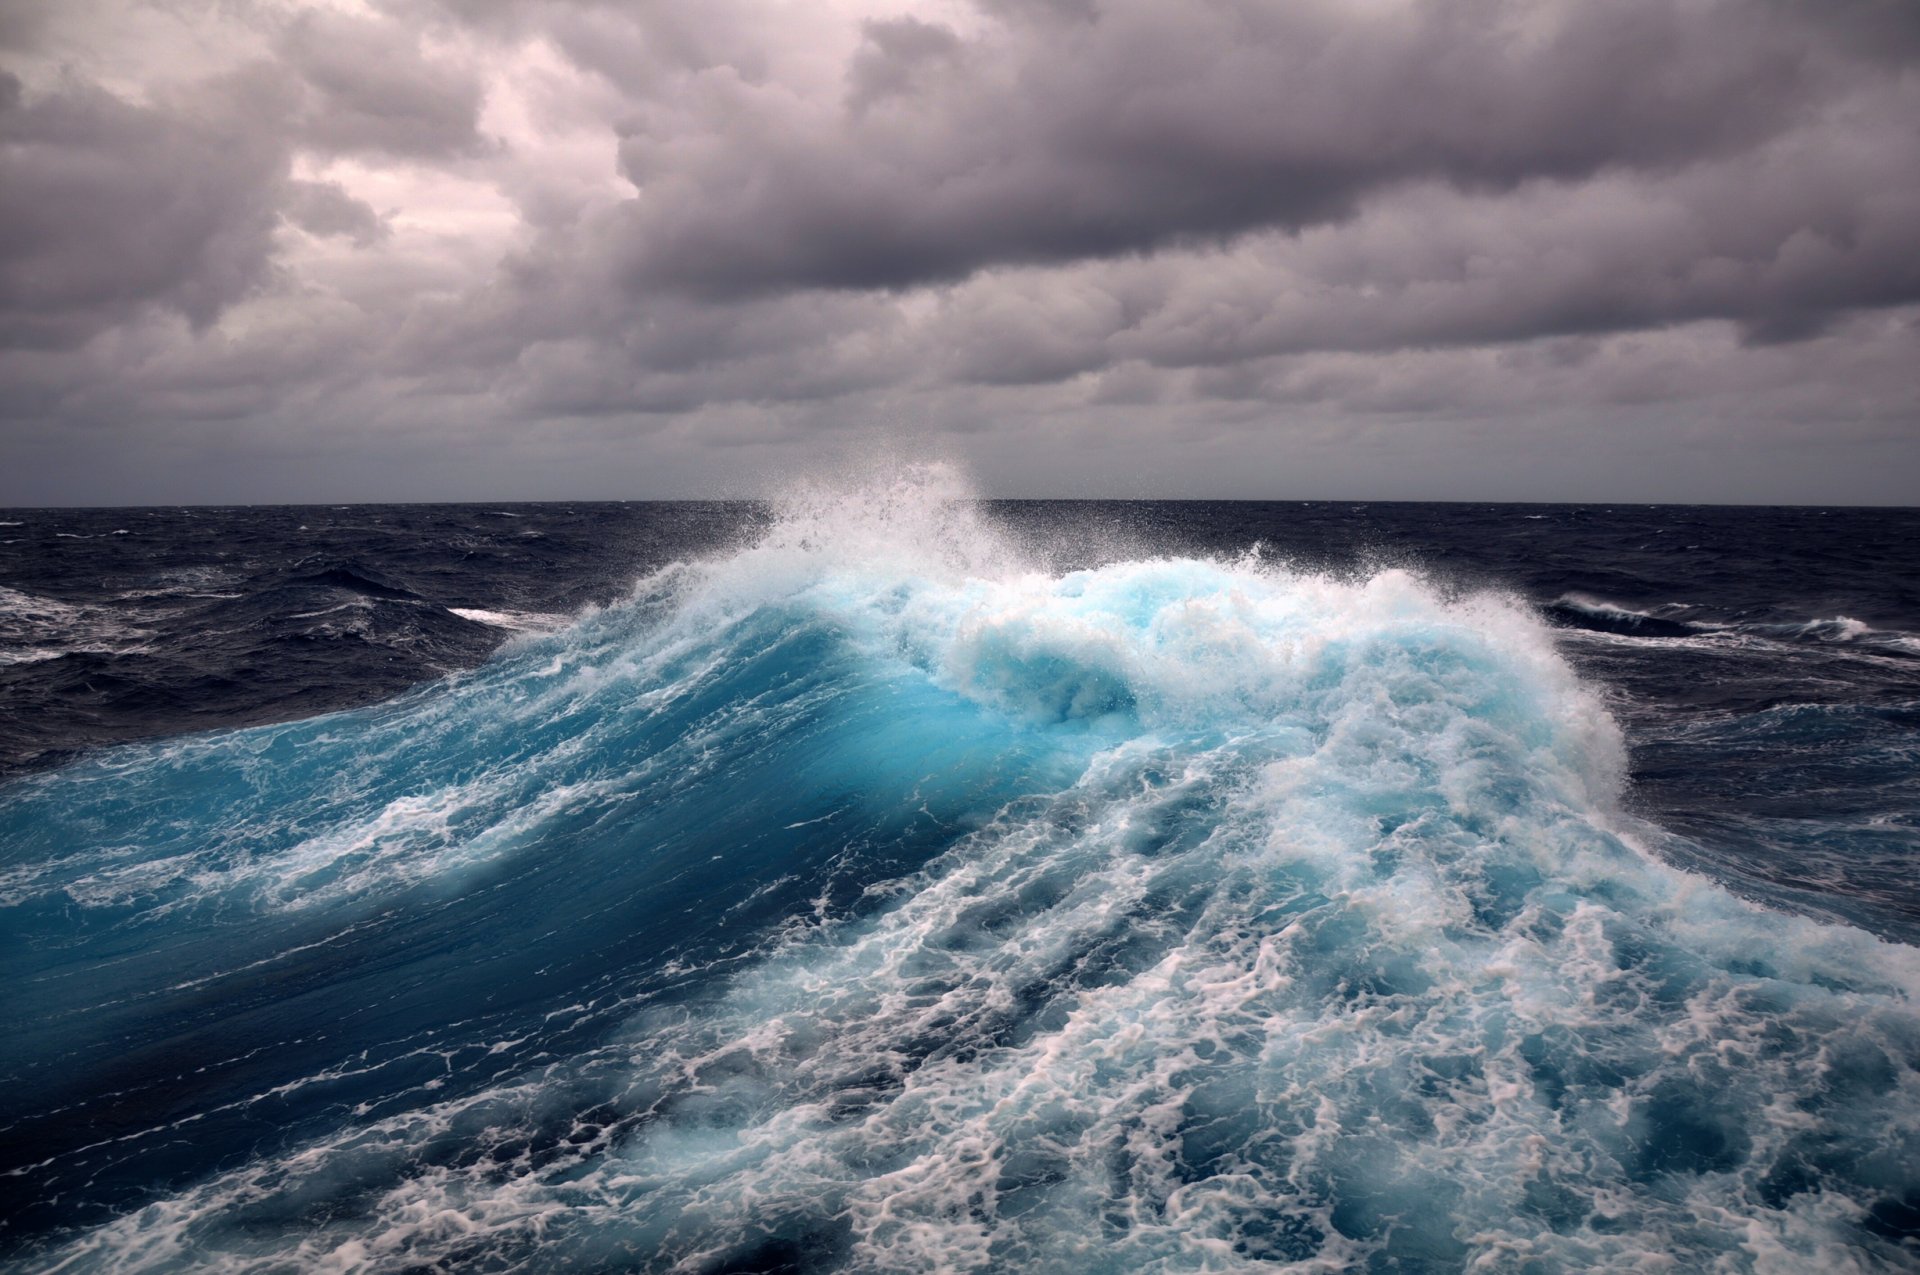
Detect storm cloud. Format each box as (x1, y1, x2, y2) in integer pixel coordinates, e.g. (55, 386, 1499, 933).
(0, 67, 292, 349)
(605, 0, 1855, 294)
(0, 0, 1915, 503)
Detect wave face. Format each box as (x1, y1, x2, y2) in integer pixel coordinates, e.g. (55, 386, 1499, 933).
(4, 473, 1920, 1272)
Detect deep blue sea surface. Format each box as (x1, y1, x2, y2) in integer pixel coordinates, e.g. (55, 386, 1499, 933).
(3, 473, 1918, 1271)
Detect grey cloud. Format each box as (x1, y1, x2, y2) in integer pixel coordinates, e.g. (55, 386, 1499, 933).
(279, 9, 488, 159)
(390, 0, 777, 90)
(1184, 310, 1920, 430)
(0, 68, 292, 349)
(1783, 0, 1920, 65)
(557, 5, 772, 86)
(283, 180, 391, 246)
(903, 77, 1920, 390)
(0, 5, 480, 360)
(482, 287, 909, 416)
(600, 0, 1864, 299)
(0, 4, 52, 53)
(847, 18, 962, 111)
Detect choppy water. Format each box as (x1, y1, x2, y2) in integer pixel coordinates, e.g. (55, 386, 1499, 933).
(2, 473, 1917, 1271)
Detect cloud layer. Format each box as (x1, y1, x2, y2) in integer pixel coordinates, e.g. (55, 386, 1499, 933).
(1, 0, 1916, 503)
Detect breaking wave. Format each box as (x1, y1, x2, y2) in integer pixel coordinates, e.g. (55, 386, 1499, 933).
(3, 468, 1918, 1272)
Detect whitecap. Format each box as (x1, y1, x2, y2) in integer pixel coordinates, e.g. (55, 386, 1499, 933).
(447, 607, 572, 634)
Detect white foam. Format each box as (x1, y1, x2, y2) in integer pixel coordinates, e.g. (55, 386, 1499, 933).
(0, 584, 155, 657)
(446, 607, 572, 634)
(1555, 592, 1656, 622)
(1798, 615, 1873, 641)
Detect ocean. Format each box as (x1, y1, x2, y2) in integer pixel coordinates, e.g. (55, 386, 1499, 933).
(3, 471, 1918, 1272)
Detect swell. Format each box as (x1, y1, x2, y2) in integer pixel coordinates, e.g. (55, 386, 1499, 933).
(3, 473, 1918, 1272)
(0, 502, 738, 778)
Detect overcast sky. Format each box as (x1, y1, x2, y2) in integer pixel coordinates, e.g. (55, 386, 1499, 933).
(2, 0, 1917, 504)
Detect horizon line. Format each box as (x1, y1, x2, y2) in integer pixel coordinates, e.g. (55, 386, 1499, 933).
(1, 496, 1917, 513)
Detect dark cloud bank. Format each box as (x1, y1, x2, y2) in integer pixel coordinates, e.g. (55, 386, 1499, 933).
(0, 0, 1916, 503)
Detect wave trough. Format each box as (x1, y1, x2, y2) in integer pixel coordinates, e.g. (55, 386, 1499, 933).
(3, 473, 1919, 1273)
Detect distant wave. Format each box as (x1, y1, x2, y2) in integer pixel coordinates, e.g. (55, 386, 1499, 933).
(1546, 591, 1919, 660)
(1544, 592, 1698, 638)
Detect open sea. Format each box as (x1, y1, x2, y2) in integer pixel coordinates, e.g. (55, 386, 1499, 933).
(3, 471, 1918, 1272)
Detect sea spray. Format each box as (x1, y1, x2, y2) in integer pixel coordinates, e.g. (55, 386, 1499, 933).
(4, 468, 1919, 1272)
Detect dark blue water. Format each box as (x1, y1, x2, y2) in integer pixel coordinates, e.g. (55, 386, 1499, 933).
(3, 476, 1918, 1271)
